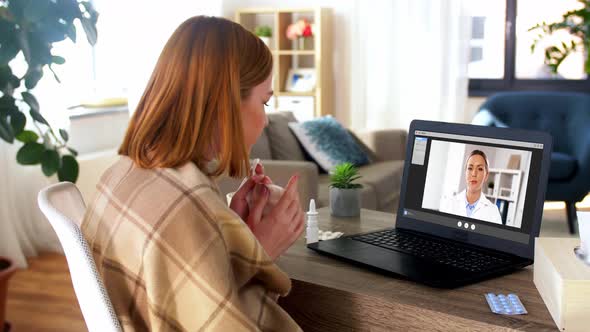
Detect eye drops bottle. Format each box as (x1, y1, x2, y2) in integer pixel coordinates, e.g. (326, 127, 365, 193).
(306, 199, 319, 244)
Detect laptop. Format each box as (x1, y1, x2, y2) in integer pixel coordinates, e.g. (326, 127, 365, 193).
(308, 120, 552, 288)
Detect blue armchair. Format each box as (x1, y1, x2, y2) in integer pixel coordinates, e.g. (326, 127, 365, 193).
(473, 91, 590, 234)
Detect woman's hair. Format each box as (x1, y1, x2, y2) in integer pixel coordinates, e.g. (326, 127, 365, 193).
(466, 150, 489, 173)
(119, 16, 272, 177)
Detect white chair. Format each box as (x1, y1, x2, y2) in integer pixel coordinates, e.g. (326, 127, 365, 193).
(38, 182, 121, 332)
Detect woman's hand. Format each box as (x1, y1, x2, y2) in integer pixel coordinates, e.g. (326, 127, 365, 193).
(245, 175, 305, 260)
(229, 163, 271, 221)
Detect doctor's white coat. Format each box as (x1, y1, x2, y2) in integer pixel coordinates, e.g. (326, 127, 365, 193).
(439, 190, 503, 224)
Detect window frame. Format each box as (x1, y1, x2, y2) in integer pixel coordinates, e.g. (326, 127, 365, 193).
(468, 0, 590, 97)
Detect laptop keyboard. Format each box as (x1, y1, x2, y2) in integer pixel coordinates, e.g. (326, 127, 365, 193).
(351, 229, 511, 273)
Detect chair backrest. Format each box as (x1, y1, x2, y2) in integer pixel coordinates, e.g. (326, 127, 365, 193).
(476, 91, 590, 154)
(38, 182, 121, 332)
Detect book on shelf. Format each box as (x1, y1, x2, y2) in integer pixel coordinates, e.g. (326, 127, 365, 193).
(495, 199, 510, 225)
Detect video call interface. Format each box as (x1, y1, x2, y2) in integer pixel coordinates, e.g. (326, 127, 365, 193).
(402, 131, 545, 244)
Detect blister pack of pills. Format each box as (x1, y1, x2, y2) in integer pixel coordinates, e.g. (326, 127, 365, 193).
(485, 293, 527, 315)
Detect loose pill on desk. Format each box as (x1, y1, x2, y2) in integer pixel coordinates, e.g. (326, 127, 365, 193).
(484, 293, 528, 315)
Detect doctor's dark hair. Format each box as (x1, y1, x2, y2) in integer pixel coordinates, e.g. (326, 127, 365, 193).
(119, 16, 273, 178)
(466, 150, 489, 172)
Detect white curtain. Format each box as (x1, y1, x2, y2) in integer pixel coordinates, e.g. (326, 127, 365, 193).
(0, 144, 62, 268)
(351, 0, 471, 130)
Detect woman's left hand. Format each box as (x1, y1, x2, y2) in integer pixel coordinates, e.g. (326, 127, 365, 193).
(230, 163, 272, 221)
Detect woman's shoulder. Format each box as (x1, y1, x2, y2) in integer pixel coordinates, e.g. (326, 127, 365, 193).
(93, 156, 227, 222)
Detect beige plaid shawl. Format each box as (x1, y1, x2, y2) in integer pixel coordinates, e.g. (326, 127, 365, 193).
(81, 156, 302, 331)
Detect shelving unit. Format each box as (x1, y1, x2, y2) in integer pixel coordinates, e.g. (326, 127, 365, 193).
(484, 168, 522, 226)
(235, 7, 332, 121)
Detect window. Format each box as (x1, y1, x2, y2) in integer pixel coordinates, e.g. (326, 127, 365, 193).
(35, 0, 222, 120)
(467, 0, 590, 96)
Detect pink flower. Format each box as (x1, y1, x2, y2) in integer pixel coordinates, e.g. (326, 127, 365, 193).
(286, 24, 301, 40)
(286, 19, 313, 40)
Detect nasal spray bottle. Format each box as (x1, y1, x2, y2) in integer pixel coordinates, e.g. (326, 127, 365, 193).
(306, 199, 319, 244)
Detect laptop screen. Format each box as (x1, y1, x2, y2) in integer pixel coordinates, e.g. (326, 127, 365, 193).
(400, 129, 546, 248)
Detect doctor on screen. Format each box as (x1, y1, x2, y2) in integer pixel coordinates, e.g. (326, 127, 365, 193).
(439, 150, 503, 224)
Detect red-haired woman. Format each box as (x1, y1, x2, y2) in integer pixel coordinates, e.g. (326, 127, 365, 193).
(82, 16, 304, 331)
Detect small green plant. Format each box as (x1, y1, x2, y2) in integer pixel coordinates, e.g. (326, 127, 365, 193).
(330, 162, 363, 189)
(254, 25, 272, 37)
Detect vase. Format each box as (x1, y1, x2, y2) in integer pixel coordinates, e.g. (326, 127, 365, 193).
(0, 257, 16, 332)
(297, 37, 313, 50)
(330, 187, 361, 217)
(259, 36, 271, 48)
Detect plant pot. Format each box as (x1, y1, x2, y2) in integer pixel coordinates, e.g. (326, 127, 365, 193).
(259, 36, 271, 48)
(0, 257, 16, 332)
(330, 187, 361, 217)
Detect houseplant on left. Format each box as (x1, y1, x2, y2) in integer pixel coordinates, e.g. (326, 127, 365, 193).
(0, 1, 98, 329)
(0, 0, 99, 183)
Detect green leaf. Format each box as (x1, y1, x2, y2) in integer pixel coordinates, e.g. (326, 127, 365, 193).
(67, 147, 78, 157)
(81, 17, 98, 46)
(0, 95, 18, 115)
(66, 23, 77, 42)
(0, 115, 14, 143)
(51, 55, 66, 65)
(0, 65, 12, 88)
(24, 67, 43, 89)
(23, 0, 50, 22)
(21, 91, 39, 112)
(58, 155, 79, 183)
(10, 110, 26, 134)
(0, 36, 20, 65)
(16, 130, 39, 143)
(16, 142, 45, 165)
(59, 128, 69, 142)
(41, 149, 60, 176)
(30, 110, 49, 126)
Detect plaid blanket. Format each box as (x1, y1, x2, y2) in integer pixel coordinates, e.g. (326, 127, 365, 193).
(81, 156, 302, 331)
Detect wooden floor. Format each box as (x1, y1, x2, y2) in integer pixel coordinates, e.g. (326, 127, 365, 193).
(6, 254, 85, 332)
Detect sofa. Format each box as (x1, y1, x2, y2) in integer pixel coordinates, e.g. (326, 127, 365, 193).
(473, 91, 590, 234)
(217, 111, 408, 213)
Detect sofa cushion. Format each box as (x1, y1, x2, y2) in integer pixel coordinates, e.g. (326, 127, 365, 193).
(549, 152, 577, 181)
(250, 128, 272, 159)
(288, 116, 371, 172)
(355, 160, 405, 210)
(266, 112, 306, 161)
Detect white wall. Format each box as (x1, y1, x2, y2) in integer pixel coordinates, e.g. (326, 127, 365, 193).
(222, 0, 355, 126)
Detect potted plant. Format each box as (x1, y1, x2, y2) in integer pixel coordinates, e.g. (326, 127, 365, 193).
(529, 1, 590, 74)
(0, 0, 99, 183)
(0, 256, 16, 332)
(329, 162, 363, 217)
(254, 25, 272, 48)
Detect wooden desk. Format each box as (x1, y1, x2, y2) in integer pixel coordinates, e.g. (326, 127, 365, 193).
(276, 208, 557, 331)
